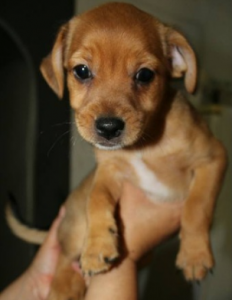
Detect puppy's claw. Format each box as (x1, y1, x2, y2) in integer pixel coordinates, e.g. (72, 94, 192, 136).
(109, 227, 118, 236)
(209, 268, 214, 275)
(104, 255, 119, 264)
(88, 271, 93, 277)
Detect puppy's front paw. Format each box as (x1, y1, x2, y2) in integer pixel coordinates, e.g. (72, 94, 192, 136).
(176, 238, 214, 281)
(80, 228, 119, 276)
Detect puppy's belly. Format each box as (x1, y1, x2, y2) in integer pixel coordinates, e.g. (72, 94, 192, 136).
(130, 156, 187, 202)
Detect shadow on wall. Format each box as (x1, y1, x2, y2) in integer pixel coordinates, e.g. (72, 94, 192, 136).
(0, 19, 37, 288)
(0, 0, 73, 289)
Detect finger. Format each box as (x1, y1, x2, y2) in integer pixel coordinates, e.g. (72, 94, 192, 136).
(43, 206, 66, 248)
(31, 206, 66, 272)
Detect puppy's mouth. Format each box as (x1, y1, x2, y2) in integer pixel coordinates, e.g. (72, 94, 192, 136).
(95, 142, 123, 150)
(94, 117, 125, 150)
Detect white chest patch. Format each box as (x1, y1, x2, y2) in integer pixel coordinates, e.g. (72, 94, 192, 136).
(130, 155, 172, 201)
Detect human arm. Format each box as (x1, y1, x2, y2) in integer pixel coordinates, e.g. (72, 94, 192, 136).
(0, 182, 182, 300)
(0, 206, 65, 300)
(85, 182, 183, 300)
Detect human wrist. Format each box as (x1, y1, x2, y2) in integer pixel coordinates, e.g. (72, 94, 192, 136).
(0, 270, 34, 300)
(85, 257, 137, 300)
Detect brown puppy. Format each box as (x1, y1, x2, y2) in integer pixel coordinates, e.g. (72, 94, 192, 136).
(7, 2, 227, 299)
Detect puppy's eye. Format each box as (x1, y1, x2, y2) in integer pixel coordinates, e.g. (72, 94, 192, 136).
(135, 68, 155, 84)
(73, 65, 92, 81)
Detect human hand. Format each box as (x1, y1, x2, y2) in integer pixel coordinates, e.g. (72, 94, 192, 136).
(85, 182, 183, 300)
(0, 184, 182, 300)
(119, 182, 183, 262)
(0, 206, 65, 300)
(26, 206, 65, 300)
(35, 183, 181, 300)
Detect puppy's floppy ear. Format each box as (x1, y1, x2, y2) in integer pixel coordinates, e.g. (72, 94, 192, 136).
(40, 24, 68, 99)
(161, 26, 197, 94)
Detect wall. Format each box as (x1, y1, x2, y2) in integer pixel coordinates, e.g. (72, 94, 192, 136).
(0, 0, 74, 289)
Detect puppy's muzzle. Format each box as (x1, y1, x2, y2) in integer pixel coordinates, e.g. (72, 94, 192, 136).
(95, 117, 125, 141)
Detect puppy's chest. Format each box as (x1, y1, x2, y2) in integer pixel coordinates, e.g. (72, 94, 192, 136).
(129, 154, 189, 202)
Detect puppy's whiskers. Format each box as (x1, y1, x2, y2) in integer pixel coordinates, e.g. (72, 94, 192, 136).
(141, 130, 155, 143)
(70, 131, 88, 148)
(47, 129, 70, 157)
(51, 121, 74, 127)
(39, 121, 73, 137)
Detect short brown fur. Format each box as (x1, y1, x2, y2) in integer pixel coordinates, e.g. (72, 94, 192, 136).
(7, 3, 227, 299)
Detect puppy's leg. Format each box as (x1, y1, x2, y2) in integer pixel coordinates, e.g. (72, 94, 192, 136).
(80, 164, 123, 275)
(47, 253, 85, 300)
(176, 142, 227, 280)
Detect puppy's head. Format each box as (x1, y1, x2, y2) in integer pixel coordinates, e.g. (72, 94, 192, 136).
(41, 3, 197, 150)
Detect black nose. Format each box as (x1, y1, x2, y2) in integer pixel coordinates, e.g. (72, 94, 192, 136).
(95, 117, 125, 140)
